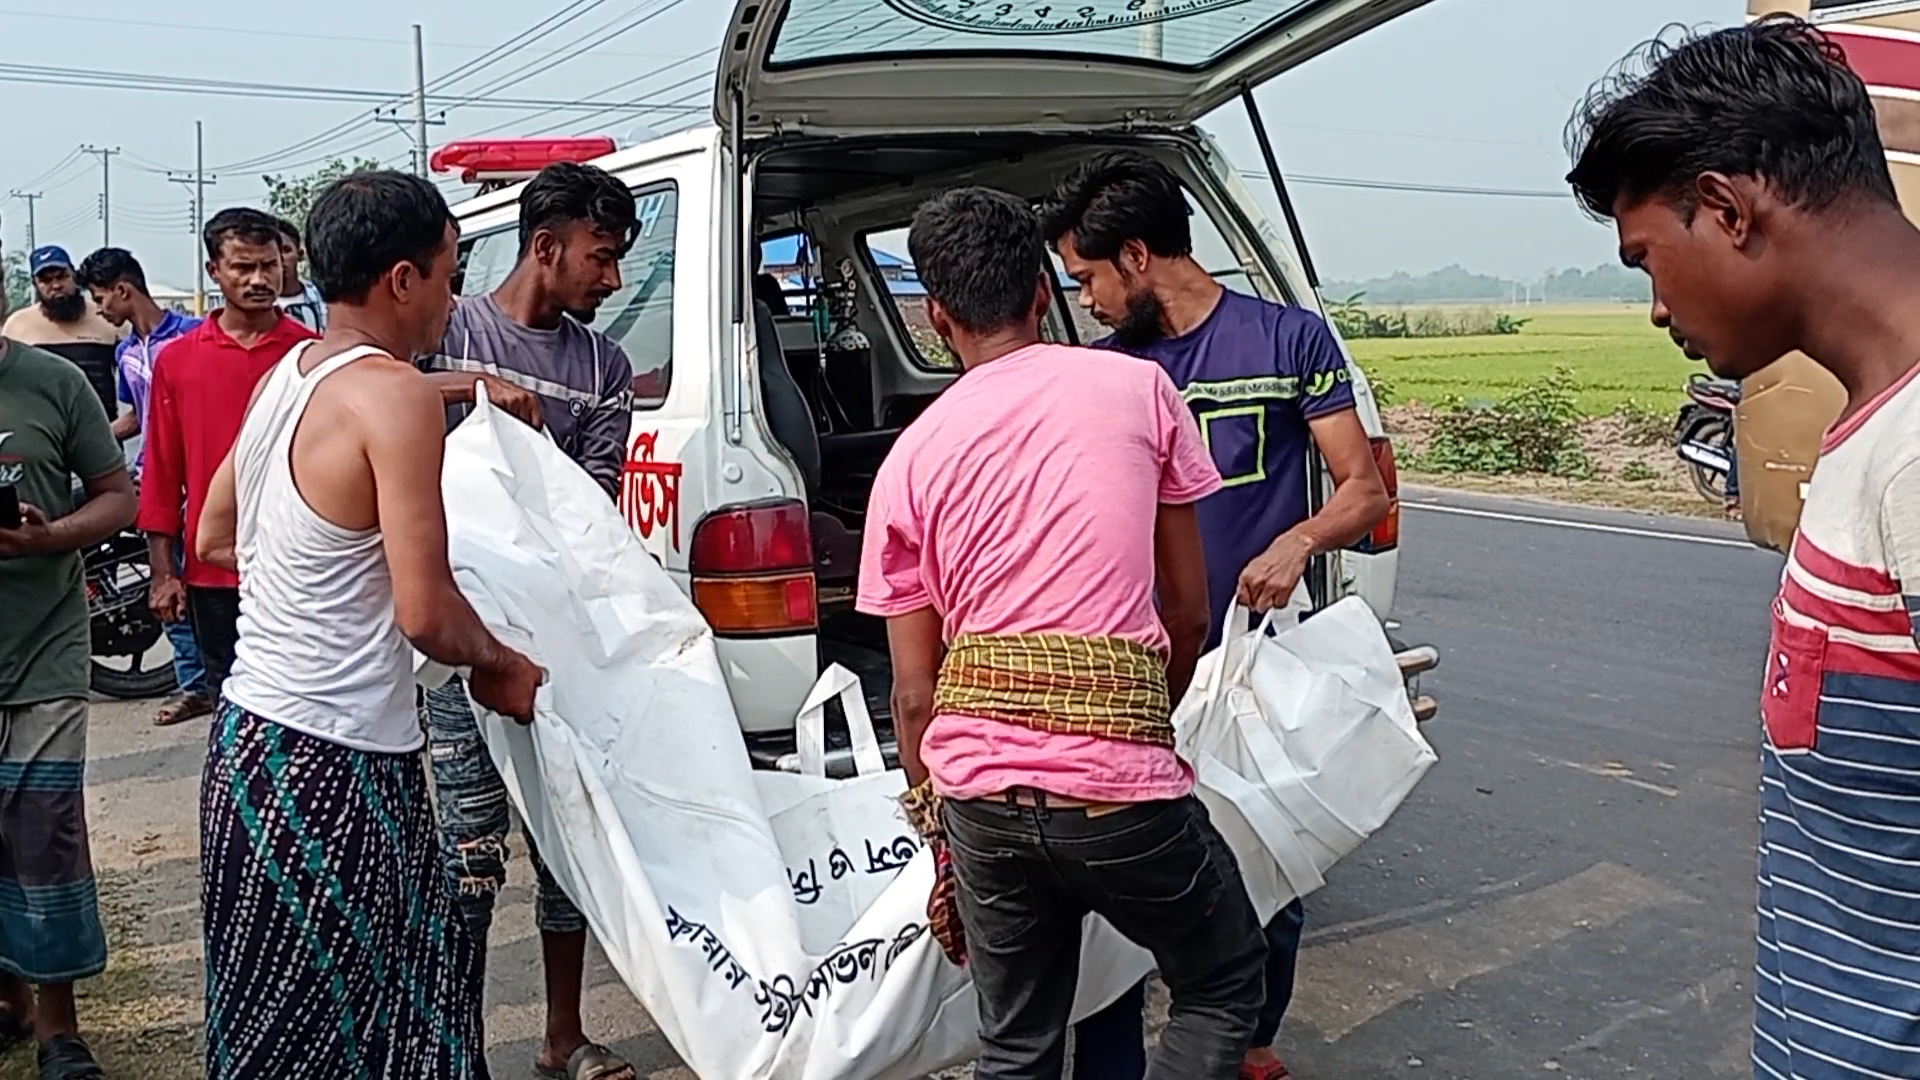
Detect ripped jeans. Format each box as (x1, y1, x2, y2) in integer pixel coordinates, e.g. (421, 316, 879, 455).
(425, 677, 585, 952)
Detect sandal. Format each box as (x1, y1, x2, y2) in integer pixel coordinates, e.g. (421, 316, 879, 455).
(535, 1043, 635, 1080)
(38, 1035, 104, 1080)
(1241, 1059, 1293, 1080)
(154, 694, 214, 727)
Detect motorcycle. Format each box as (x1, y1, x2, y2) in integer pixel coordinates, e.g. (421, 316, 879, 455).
(77, 456, 174, 700)
(1675, 373, 1739, 505)
(86, 525, 176, 699)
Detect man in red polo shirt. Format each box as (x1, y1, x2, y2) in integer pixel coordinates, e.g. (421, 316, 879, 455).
(140, 207, 316, 701)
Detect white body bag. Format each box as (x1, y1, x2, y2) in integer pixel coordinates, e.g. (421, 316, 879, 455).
(426, 394, 1436, 1080)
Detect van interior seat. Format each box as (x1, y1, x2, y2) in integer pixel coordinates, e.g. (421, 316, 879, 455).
(754, 299, 822, 495)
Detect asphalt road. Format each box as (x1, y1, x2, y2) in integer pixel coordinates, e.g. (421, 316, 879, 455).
(1277, 489, 1783, 1080)
(64, 489, 1784, 1080)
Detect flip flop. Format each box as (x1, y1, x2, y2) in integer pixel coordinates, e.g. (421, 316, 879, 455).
(1241, 1059, 1293, 1080)
(154, 694, 214, 727)
(535, 1043, 635, 1080)
(38, 1035, 104, 1080)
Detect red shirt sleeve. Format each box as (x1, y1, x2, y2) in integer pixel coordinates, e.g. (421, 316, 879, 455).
(137, 355, 186, 536)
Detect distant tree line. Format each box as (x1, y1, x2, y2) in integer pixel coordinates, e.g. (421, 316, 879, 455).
(1325, 263, 1651, 304)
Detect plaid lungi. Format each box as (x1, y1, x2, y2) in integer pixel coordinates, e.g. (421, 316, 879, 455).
(934, 633, 1174, 747)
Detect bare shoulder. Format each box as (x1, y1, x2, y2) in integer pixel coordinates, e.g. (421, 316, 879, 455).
(316, 351, 444, 428)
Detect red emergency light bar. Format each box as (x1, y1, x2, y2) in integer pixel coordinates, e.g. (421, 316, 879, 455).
(429, 137, 618, 189)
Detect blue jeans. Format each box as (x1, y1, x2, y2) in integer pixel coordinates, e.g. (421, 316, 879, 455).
(423, 676, 585, 956)
(167, 546, 207, 698)
(1072, 899, 1306, 1080)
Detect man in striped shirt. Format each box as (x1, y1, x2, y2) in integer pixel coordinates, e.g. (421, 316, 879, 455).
(1569, 16, 1920, 1078)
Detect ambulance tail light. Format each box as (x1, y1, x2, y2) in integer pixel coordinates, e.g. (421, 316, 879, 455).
(1355, 437, 1400, 554)
(690, 499, 817, 636)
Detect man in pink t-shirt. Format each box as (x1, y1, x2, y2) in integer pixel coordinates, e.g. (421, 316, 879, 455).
(856, 187, 1266, 1080)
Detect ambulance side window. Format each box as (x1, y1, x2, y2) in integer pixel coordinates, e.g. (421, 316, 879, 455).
(458, 228, 519, 297)
(599, 182, 678, 409)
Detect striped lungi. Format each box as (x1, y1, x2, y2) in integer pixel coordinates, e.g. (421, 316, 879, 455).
(201, 703, 489, 1080)
(0, 698, 106, 983)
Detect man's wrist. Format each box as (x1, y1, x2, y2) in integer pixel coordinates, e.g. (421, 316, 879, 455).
(1269, 527, 1320, 561)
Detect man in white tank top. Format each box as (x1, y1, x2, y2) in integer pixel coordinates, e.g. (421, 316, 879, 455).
(414, 161, 641, 1080)
(192, 169, 542, 1080)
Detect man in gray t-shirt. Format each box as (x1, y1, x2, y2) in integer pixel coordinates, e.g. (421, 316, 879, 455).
(414, 161, 642, 1080)
(424, 292, 634, 495)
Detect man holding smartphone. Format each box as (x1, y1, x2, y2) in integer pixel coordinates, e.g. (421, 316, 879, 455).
(0, 286, 141, 1078)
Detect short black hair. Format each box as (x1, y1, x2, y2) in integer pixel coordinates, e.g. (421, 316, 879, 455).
(273, 215, 302, 247)
(1040, 150, 1192, 260)
(306, 170, 457, 304)
(1567, 15, 1897, 220)
(907, 187, 1046, 336)
(75, 247, 148, 295)
(518, 162, 638, 258)
(204, 207, 285, 262)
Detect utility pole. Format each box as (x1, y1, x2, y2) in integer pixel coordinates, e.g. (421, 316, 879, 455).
(379, 25, 445, 174)
(413, 24, 429, 176)
(80, 145, 120, 247)
(6, 191, 40, 250)
(167, 122, 217, 315)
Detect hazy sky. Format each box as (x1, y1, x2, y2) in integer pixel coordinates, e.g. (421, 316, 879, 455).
(0, 0, 1738, 290)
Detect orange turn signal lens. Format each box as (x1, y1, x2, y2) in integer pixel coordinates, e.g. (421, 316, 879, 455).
(692, 573, 818, 635)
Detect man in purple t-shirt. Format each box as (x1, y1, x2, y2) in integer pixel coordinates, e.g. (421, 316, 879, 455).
(1043, 151, 1390, 1080)
(77, 248, 202, 472)
(77, 247, 211, 727)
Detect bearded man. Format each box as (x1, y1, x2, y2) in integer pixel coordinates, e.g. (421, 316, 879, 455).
(2, 246, 123, 420)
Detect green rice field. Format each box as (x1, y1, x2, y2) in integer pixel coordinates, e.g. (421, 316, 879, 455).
(1348, 305, 1702, 416)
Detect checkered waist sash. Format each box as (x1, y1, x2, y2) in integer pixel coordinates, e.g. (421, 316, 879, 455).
(933, 633, 1174, 748)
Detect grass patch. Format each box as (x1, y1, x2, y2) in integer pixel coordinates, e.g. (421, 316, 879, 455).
(1351, 307, 1696, 416)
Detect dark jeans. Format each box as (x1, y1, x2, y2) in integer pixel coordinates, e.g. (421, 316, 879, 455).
(1073, 900, 1306, 1080)
(945, 794, 1267, 1080)
(188, 586, 241, 701)
(423, 675, 584, 969)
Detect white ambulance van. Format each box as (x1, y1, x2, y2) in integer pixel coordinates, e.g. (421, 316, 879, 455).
(443, 0, 1440, 771)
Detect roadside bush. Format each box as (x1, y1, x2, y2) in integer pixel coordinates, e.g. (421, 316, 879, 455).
(1328, 292, 1528, 340)
(1416, 367, 1592, 478)
(1366, 373, 1397, 408)
(1608, 399, 1671, 447)
(1619, 459, 1660, 482)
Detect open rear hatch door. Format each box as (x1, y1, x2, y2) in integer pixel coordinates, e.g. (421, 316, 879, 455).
(716, 0, 1437, 137)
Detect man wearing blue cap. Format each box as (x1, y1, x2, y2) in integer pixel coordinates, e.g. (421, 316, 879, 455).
(2, 247, 123, 421)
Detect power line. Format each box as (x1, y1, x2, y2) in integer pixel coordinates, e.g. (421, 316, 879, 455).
(466, 48, 717, 138)
(0, 6, 689, 59)
(0, 62, 715, 112)
(10, 148, 86, 193)
(1238, 170, 1569, 200)
(207, 3, 694, 175)
(449, 0, 695, 105)
(423, 0, 619, 96)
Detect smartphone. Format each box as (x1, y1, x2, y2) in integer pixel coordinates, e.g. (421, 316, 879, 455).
(0, 485, 18, 530)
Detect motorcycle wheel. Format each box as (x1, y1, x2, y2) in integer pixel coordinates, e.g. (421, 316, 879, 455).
(91, 654, 178, 700)
(1682, 416, 1732, 503)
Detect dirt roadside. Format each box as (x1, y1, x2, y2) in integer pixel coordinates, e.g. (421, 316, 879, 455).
(0, 700, 690, 1080)
(1384, 404, 1729, 521)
